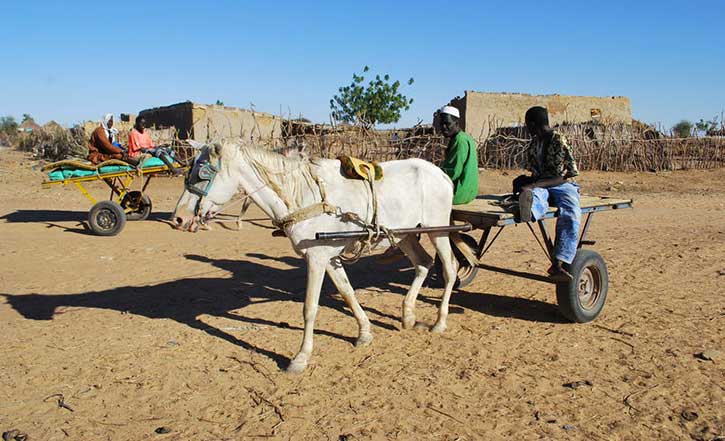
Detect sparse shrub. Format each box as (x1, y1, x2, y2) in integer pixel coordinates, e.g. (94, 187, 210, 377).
(18, 126, 88, 161)
(672, 120, 693, 138)
(1, 115, 18, 134)
(0, 116, 19, 147)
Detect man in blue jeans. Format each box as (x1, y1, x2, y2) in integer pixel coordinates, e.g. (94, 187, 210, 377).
(517, 106, 581, 281)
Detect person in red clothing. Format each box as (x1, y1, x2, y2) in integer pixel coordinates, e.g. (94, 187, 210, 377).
(128, 116, 183, 175)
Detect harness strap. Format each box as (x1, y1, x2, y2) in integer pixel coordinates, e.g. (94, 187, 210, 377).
(273, 202, 338, 231)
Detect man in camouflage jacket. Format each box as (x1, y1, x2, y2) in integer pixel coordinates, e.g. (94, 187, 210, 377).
(517, 106, 581, 280)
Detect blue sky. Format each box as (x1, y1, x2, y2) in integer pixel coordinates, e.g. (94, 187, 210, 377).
(1, 0, 723, 129)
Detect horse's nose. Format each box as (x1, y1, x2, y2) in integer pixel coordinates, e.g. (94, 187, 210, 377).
(172, 215, 195, 231)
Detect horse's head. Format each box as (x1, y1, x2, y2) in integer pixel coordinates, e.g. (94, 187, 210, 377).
(172, 141, 238, 232)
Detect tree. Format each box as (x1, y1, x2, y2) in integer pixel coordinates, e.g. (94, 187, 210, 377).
(0, 116, 18, 134)
(21, 113, 33, 123)
(215, 100, 224, 106)
(672, 120, 693, 138)
(695, 116, 718, 136)
(330, 66, 414, 126)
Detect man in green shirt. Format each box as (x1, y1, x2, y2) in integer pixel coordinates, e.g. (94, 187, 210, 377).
(378, 106, 478, 264)
(439, 106, 478, 205)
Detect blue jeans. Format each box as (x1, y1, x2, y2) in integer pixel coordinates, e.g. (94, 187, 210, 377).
(530, 182, 581, 264)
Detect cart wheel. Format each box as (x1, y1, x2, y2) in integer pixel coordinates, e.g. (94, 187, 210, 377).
(88, 201, 127, 236)
(121, 191, 152, 221)
(556, 249, 608, 323)
(435, 233, 479, 289)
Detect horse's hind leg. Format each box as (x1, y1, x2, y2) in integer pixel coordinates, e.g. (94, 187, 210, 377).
(397, 235, 433, 330)
(429, 233, 457, 333)
(326, 260, 373, 347)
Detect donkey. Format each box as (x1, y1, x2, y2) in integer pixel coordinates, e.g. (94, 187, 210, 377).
(173, 141, 457, 373)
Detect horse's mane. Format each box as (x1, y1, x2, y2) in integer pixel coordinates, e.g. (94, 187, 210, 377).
(221, 141, 321, 210)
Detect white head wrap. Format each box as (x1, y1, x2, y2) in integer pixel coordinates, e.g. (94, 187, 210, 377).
(440, 106, 460, 119)
(101, 113, 118, 143)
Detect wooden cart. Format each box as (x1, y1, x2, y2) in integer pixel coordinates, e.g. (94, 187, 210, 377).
(446, 194, 633, 322)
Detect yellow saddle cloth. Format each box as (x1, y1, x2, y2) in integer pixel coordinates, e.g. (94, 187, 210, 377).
(338, 156, 383, 181)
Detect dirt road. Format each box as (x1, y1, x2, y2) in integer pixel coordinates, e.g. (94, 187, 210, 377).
(1, 148, 723, 440)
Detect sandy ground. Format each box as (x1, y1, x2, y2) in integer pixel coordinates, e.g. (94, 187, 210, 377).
(0, 147, 723, 441)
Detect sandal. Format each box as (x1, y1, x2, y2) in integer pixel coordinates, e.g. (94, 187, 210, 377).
(547, 264, 573, 281)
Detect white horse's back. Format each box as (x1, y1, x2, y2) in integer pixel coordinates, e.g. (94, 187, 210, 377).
(314, 157, 454, 231)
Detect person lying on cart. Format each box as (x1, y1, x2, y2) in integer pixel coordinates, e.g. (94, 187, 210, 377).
(128, 116, 184, 176)
(516, 106, 581, 281)
(87, 114, 135, 165)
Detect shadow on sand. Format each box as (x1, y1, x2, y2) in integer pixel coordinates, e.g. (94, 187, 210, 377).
(2, 252, 565, 368)
(1, 209, 175, 235)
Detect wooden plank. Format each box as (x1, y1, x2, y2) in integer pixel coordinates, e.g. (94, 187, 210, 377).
(451, 194, 632, 227)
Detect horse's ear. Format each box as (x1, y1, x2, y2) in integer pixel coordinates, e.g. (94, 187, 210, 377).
(188, 139, 205, 150)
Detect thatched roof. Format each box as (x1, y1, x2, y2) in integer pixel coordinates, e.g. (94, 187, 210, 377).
(43, 120, 65, 133)
(19, 119, 41, 132)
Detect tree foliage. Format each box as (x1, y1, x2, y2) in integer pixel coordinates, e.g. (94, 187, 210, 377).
(0, 116, 18, 134)
(330, 66, 414, 126)
(672, 120, 693, 138)
(695, 116, 719, 135)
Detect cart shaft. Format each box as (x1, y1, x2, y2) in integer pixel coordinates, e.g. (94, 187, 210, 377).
(316, 224, 472, 241)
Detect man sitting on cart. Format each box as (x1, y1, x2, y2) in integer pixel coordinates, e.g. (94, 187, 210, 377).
(516, 106, 581, 281)
(378, 105, 478, 263)
(128, 116, 184, 176)
(438, 105, 478, 205)
(87, 114, 134, 164)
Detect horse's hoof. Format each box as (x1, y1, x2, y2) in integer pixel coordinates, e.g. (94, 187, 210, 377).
(431, 323, 447, 333)
(286, 360, 307, 374)
(402, 316, 416, 330)
(355, 332, 373, 347)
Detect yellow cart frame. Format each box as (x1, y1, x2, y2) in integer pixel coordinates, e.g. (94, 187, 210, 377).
(41, 165, 183, 236)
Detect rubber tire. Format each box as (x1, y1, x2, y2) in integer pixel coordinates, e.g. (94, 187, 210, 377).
(88, 200, 127, 236)
(121, 191, 152, 221)
(435, 233, 480, 289)
(556, 249, 608, 323)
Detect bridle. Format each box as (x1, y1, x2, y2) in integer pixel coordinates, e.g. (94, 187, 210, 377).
(184, 146, 221, 217)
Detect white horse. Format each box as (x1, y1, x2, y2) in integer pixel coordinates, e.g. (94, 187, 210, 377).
(173, 141, 458, 373)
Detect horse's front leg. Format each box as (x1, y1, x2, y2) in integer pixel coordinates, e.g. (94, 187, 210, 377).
(236, 198, 253, 230)
(287, 253, 327, 374)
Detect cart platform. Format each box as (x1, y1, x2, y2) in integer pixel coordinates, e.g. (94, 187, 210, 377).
(451, 194, 633, 227)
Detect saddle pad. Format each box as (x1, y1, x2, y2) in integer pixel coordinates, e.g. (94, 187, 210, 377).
(46, 157, 165, 181)
(338, 155, 383, 181)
